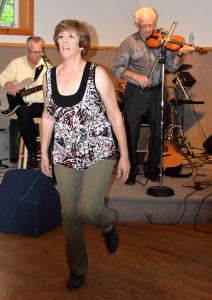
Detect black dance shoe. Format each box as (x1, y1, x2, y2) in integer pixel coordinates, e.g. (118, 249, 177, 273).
(66, 272, 85, 291)
(103, 224, 119, 254)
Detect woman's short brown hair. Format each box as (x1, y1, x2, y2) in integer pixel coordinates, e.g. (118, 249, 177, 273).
(53, 19, 90, 56)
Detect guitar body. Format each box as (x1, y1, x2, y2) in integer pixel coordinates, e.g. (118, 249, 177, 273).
(144, 141, 183, 176)
(1, 93, 30, 115)
(162, 141, 182, 176)
(162, 141, 182, 168)
(0, 78, 42, 116)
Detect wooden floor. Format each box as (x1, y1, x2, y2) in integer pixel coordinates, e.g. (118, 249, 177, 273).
(0, 222, 212, 300)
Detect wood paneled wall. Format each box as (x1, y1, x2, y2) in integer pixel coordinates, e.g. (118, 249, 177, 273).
(0, 45, 211, 149)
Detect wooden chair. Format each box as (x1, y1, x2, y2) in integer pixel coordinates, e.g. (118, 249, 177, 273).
(18, 117, 42, 169)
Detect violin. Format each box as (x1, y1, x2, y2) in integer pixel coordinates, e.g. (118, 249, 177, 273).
(146, 29, 207, 55)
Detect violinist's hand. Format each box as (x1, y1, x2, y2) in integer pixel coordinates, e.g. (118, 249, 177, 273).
(178, 44, 195, 56)
(135, 74, 150, 89)
(119, 78, 127, 91)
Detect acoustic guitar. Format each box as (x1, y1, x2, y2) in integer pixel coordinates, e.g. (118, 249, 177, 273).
(144, 141, 182, 175)
(0, 78, 43, 116)
(162, 141, 182, 169)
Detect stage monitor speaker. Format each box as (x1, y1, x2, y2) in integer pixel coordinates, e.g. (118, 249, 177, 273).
(0, 129, 9, 160)
(9, 119, 20, 163)
(203, 135, 212, 154)
(172, 71, 196, 87)
(0, 169, 62, 237)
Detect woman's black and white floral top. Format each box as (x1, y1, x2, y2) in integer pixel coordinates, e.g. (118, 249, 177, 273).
(46, 62, 117, 169)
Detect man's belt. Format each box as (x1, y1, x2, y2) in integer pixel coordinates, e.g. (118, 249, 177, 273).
(127, 82, 160, 91)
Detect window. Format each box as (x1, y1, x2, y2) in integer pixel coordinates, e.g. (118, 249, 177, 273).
(0, 0, 16, 27)
(0, 0, 34, 35)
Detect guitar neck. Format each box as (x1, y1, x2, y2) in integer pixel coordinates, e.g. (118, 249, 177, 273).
(20, 85, 43, 97)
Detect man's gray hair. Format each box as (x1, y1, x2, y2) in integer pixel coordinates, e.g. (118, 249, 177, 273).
(134, 7, 157, 28)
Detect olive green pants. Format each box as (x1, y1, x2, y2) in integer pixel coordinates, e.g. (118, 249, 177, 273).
(54, 160, 118, 275)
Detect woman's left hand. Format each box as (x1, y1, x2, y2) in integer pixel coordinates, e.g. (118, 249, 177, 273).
(116, 156, 130, 183)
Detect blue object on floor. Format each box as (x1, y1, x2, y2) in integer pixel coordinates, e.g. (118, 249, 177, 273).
(0, 169, 62, 236)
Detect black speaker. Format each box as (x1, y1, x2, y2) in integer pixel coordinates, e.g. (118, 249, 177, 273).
(203, 135, 212, 154)
(9, 119, 20, 163)
(172, 71, 196, 87)
(0, 169, 62, 236)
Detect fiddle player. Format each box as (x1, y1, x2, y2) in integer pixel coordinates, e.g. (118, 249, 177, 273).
(112, 7, 195, 184)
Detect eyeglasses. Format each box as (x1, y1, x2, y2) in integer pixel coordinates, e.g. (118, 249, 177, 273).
(28, 49, 42, 55)
(139, 24, 154, 30)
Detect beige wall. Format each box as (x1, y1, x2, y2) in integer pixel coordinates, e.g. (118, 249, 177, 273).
(0, 46, 211, 149)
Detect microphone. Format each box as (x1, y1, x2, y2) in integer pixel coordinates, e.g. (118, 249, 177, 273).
(40, 51, 48, 61)
(156, 27, 167, 35)
(156, 27, 168, 39)
(40, 51, 52, 69)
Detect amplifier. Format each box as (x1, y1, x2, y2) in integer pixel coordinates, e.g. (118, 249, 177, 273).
(0, 129, 9, 160)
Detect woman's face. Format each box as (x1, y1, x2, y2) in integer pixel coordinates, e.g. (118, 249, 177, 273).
(57, 30, 83, 58)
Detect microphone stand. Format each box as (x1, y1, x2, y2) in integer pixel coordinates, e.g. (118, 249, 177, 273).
(147, 22, 177, 197)
(174, 74, 190, 100)
(41, 52, 52, 70)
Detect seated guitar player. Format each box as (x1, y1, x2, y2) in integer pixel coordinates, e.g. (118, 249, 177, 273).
(0, 36, 50, 169)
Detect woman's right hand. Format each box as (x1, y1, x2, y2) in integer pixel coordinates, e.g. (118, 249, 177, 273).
(41, 155, 52, 177)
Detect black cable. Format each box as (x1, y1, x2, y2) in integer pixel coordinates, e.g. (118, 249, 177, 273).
(113, 148, 212, 230)
(112, 169, 147, 187)
(3, 172, 43, 227)
(147, 188, 198, 225)
(191, 104, 207, 141)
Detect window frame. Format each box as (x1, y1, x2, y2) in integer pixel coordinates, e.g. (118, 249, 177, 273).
(0, 0, 34, 36)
